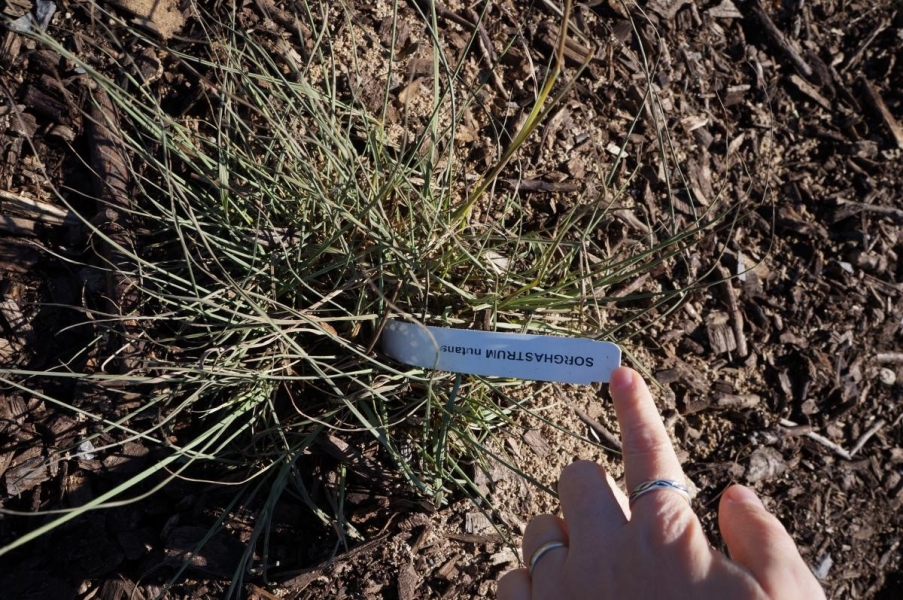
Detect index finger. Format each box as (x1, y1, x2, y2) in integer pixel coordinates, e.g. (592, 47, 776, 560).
(609, 367, 687, 509)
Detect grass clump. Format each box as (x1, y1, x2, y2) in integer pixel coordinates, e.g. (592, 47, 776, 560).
(0, 0, 754, 590)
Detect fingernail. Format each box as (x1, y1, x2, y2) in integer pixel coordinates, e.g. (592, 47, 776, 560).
(727, 485, 764, 507)
(609, 367, 634, 393)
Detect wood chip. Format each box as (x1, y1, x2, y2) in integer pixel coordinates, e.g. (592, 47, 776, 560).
(779, 330, 809, 349)
(834, 198, 903, 221)
(708, 0, 742, 19)
(789, 74, 832, 111)
(748, 0, 813, 79)
(489, 547, 518, 567)
(397, 562, 419, 600)
(5, 448, 48, 496)
(0, 231, 40, 273)
(864, 273, 903, 297)
(0, 449, 14, 480)
(842, 18, 891, 74)
(464, 512, 493, 535)
(778, 206, 829, 239)
(716, 265, 748, 358)
(466, 8, 506, 95)
(88, 85, 143, 371)
(1, 0, 30, 19)
(0, 190, 79, 225)
(503, 179, 581, 193)
(613, 208, 651, 233)
(606, 273, 650, 300)
(0, 214, 41, 236)
(713, 393, 761, 409)
(706, 311, 737, 355)
(0, 297, 34, 345)
(523, 429, 550, 457)
(397, 78, 424, 106)
(647, 0, 691, 20)
(0, 30, 22, 67)
(98, 577, 146, 600)
(435, 554, 460, 581)
(446, 532, 503, 544)
(860, 78, 903, 148)
(538, 23, 594, 66)
(745, 447, 787, 483)
(23, 85, 68, 123)
(605, 142, 628, 158)
(655, 369, 681, 385)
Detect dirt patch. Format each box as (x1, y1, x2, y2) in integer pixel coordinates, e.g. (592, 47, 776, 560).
(107, 0, 185, 39)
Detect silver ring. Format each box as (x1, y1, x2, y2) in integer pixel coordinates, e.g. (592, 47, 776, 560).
(629, 479, 691, 505)
(528, 541, 567, 576)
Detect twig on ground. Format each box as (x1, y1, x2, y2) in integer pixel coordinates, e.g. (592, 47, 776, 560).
(535, 0, 593, 48)
(503, 179, 580, 193)
(604, 273, 650, 300)
(835, 198, 903, 221)
(789, 74, 831, 110)
(466, 8, 507, 96)
(747, 0, 813, 79)
(446, 532, 504, 544)
(411, 0, 472, 29)
(780, 422, 813, 437)
(849, 419, 886, 457)
(557, 388, 622, 451)
(842, 18, 890, 74)
(780, 418, 852, 460)
(716, 264, 748, 358)
(860, 78, 903, 148)
(865, 275, 903, 297)
(280, 533, 393, 590)
(876, 352, 903, 364)
(574, 405, 622, 451)
(878, 537, 902, 570)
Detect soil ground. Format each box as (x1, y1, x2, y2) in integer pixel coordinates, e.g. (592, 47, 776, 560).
(1, 0, 902, 598)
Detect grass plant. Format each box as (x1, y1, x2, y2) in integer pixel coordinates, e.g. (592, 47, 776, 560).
(0, 0, 758, 594)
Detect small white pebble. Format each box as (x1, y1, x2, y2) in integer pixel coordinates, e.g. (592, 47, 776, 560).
(813, 553, 833, 581)
(878, 368, 896, 386)
(78, 440, 96, 460)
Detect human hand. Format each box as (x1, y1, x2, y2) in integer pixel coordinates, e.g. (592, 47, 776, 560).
(498, 367, 825, 599)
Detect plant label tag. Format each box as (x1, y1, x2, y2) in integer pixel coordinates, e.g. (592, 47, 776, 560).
(382, 321, 621, 384)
